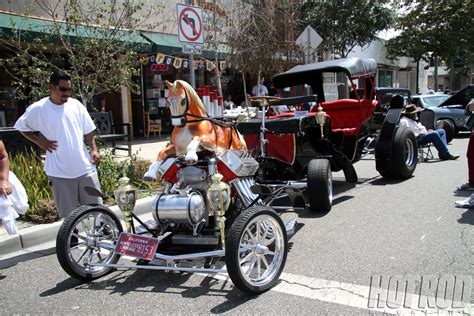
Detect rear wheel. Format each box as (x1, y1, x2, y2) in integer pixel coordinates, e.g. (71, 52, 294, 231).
(226, 206, 287, 294)
(307, 159, 332, 212)
(56, 205, 122, 280)
(377, 127, 417, 179)
(436, 119, 455, 143)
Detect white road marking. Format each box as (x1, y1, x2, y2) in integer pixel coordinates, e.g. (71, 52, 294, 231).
(202, 272, 471, 315)
(420, 234, 426, 241)
(274, 273, 471, 315)
(437, 216, 442, 222)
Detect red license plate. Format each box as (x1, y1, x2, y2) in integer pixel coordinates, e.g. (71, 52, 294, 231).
(115, 233, 159, 260)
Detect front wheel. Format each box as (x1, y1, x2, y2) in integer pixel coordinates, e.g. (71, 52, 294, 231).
(436, 119, 455, 143)
(226, 206, 288, 294)
(307, 159, 332, 213)
(56, 205, 123, 281)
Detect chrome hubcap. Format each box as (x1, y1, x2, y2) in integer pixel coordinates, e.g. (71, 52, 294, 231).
(238, 214, 285, 287)
(68, 211, 120, 273)
(405, 138, 415, 166)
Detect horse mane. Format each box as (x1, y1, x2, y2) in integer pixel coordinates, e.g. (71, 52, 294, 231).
(175, 80, 207, 115)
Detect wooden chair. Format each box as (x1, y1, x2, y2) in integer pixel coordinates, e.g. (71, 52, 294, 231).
(145, 112, 161, 139)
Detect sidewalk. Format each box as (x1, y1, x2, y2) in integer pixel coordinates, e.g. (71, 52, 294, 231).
(0, 136, 170, 259)
(127, 135, 171, 162)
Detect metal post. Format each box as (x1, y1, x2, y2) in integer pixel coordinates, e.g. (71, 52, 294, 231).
(306, 27, 310, 64)
(416, 59, 419, 94)
(185, 0, 196, 88)
(434, 54, 438, 91)
(189, 54, 195, 88)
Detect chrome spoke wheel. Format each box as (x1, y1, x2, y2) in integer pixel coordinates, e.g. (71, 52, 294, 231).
(67, 211, 120, 272)
(226, 206, 288, 294)
(56, 205, 123, 280)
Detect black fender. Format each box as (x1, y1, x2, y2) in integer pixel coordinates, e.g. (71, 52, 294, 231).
(375, 95, 404, 170)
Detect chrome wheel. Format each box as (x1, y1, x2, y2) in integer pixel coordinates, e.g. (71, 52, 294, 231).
(56, 205, 123, 280)
(239, 215, 285, 286)
(404, 137, 415, 167)
(226, 206, 288, 294)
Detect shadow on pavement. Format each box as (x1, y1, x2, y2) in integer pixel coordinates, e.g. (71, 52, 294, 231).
(40, 259, 272, 313)
(453, 190, 472, 197)
(0, 246, 55, 269)
(40, 278, 86, 297)
(458, 209, 474, 225)
(368, 177, 406, 186)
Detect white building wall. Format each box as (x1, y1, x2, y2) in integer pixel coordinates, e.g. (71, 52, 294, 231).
(347, 38, 425, 94)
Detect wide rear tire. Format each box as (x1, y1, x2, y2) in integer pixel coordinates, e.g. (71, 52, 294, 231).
(377, 127, 417, 179)
(226, 206, 287, 294)
(56, 205, 123, 281)
(307, 159, 332, 212)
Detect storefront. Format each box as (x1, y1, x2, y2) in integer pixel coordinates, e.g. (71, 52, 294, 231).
(134, 37, 231, 137)
(0, 11, 232, 138)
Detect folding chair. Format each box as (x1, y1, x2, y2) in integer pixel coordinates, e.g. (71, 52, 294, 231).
(417, 141, 434, 162)
(417, 109, 435, 162)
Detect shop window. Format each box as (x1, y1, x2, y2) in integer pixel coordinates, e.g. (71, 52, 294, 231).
(378, 70, 393, 87)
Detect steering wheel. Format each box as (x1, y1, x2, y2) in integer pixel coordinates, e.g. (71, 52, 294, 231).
(248, 96, 281, 106)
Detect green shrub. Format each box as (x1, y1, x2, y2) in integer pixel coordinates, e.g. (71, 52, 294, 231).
(96, 148, 156, 195)
(29, 198, 59, 223)
(9, 150, 56, 223)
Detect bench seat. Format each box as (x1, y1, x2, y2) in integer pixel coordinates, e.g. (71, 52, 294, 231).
(311, 99, 377, 138)
(90, 111, 132, 156)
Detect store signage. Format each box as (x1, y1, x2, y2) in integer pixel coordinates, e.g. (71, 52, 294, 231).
(182, 43, 203, 55)
(150, 63, 170, 72)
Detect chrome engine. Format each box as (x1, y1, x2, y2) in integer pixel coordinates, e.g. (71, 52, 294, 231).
(151, 150, 260, 244)
(154, 191, 206, 225)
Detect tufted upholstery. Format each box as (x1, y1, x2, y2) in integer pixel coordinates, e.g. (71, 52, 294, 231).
(311, 99, 377, 137)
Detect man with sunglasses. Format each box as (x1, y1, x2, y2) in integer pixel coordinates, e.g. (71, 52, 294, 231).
(13, 69, 102, 219)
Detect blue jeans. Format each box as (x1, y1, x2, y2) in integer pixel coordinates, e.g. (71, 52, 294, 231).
(417, 129, 450, 159)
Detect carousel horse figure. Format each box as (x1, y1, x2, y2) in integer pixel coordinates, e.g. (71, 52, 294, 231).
(144, 80, 247, 180)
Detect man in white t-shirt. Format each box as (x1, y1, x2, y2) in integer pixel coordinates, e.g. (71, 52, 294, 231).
(399, 104, 459, 161)
(14, 69, 102, 218)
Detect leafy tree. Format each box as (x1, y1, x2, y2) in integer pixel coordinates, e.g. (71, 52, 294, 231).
(0, 0, 162, 107)
(298, 0, 394, 58)
(385, 1, 474, 76)
(225, 1, 302, 89)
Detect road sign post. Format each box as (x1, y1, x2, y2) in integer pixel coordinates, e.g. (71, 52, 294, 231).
(296, 25, 323, 64)
(177, 3, 205, 88)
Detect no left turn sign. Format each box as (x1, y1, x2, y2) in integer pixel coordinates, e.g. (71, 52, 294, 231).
(177, 4, 204, 44)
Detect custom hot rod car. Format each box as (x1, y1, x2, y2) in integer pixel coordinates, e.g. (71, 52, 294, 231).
(236, 57, 418, 213)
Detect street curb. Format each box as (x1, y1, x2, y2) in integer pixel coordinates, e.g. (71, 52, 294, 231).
(0, 196, 155, 259)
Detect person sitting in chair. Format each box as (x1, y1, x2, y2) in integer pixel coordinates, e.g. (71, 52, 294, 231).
(399, 104, 459, 161)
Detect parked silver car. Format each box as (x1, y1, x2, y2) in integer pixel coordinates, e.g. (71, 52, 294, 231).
(412, 85, 474, 135)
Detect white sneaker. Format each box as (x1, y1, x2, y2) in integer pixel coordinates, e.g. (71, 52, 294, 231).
(454, 195, 474, 208)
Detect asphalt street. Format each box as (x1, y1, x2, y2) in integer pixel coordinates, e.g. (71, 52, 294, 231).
(0, 135, 472, 314)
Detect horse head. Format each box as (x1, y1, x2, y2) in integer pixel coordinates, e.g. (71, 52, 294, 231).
(166, 80, 207, 127)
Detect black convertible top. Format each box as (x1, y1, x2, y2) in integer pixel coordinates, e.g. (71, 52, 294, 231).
(272, 57, 377, 89)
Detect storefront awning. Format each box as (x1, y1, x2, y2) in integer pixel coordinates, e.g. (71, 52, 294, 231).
(0, 11, 152, 52)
